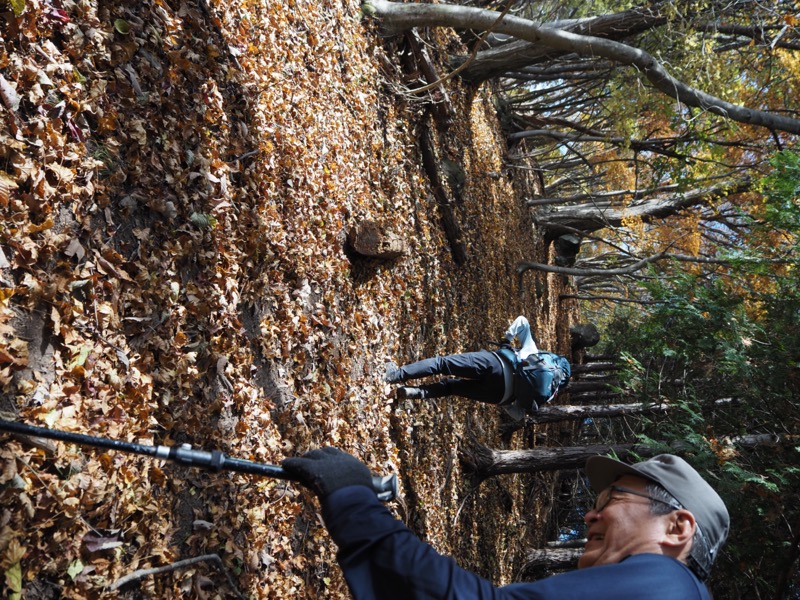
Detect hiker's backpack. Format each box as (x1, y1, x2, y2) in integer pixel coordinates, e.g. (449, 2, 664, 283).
(496, 347, 571, 412)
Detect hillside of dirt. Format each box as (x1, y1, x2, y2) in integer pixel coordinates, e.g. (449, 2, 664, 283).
(0, 1, 579, 597)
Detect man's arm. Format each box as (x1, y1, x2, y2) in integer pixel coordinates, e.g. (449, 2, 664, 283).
(282, 448, 520, 599)
(322, 485, 512, 599)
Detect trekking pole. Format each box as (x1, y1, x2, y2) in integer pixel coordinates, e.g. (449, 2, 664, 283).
(0, 419, 398, 502)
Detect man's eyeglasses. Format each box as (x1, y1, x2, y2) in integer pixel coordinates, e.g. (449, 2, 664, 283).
(592, 485, 683, 513)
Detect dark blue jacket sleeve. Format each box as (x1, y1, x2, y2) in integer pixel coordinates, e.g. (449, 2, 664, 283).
(321, 486, 711, 600)
(322, 486, 509, 599)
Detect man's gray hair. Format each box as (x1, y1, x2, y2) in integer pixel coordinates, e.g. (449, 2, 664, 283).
(645, 481, 714, 581)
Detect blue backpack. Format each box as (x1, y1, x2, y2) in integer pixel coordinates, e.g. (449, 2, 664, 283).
(496, 347, 571, 412)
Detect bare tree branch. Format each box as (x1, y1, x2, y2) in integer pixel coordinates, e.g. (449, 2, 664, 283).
(363, 0, 800, 135)
(520, 250, 794, 276)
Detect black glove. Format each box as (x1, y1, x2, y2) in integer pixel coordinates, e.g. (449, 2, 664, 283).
(281, 447, 373, 499)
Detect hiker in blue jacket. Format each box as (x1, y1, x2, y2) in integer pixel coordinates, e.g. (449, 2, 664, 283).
(384, 316, 570, 419)
(282, 449, 729, 600)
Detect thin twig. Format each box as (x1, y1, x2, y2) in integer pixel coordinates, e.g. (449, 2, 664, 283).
(409, 1, 514, 95)
(453, 478, 482, 527)
(111, 553, 245, 599)
(267, 479, 293, 505)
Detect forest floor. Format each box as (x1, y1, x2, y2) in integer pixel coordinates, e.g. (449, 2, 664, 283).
(0, 0, 579, 598)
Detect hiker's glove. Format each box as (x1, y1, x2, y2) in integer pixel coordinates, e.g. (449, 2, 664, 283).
(282, 447, 373, 499)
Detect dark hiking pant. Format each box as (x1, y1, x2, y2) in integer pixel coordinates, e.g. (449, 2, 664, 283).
(396, 350, 505, 404)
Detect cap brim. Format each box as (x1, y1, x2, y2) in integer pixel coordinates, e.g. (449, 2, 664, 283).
(585, 455, 654, 493)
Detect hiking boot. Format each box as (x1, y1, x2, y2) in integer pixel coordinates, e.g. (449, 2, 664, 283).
(383, 361, 403, 384)
(396, 386, 424, 400)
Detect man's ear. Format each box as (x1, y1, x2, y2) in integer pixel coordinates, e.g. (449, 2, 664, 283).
(661, 509, 696, 549)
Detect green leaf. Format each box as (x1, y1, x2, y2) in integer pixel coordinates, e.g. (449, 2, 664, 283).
(5, 562, 22, 593)
(10, 0, 25, 17)
(68, 345, 91, 369)
(190, 212, 217, 230)
(67, 559, 84, 580)
(113, 19, 130, 34)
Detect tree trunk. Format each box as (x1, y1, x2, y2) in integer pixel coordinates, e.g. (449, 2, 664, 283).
(531, 178, 752, 238)
(540, 402, 671, 422)
(774, 525, 800, 600)
(453, 6, 667, 82)
(519, 244, 782, 278)
(568, 392, 623, 404)
(459, 434, 800, 477)
(584, 354, 618, 361)
(571, 362, 619, 374)
(419, 122, 468, 265)
(565, 381, 614, 393)
(362, 0, 800, 135)
(459, 442, 652, 476)
(404, 32, 455, 127)
(547, 539, 587, 549)
(499, 403, 670, 436)
(520, 547, 582, 573)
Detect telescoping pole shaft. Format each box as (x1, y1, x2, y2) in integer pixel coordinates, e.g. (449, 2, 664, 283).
(0, 419, 398, 501)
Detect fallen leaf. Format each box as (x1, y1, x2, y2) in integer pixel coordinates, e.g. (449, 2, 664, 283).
(64, 238, 86, 260)
(82, 531, 124, 553)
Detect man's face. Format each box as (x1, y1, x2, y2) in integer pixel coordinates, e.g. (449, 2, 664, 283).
(578, 475, 673, 569)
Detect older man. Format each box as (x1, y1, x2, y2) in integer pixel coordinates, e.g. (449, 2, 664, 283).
(282, 448, 729, 599)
